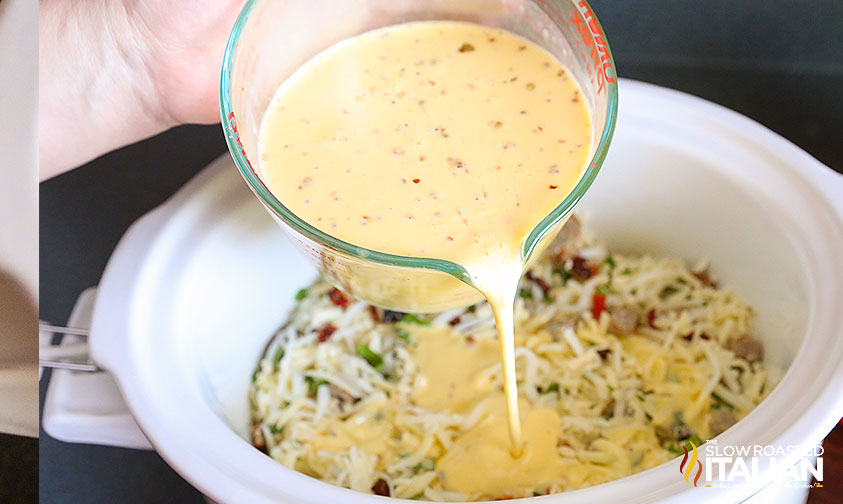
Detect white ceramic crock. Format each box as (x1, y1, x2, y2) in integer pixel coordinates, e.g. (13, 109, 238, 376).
(75, 80, 843, 503)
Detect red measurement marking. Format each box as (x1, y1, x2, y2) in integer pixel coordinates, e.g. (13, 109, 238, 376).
(227, 112, 266, 188)
(573, 1, 616, 94)
(538, 0, 615, 96)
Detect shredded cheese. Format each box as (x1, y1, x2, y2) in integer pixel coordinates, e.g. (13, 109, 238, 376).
(250, 219, 771, 500)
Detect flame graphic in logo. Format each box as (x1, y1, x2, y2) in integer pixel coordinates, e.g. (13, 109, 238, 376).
(679, 441, 703, 486)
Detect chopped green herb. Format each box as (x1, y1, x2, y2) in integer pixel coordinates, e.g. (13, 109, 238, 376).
(607, 384, 615, 393)
(553, 266, 571, 282)
(396, 328, 412, 342)
(676, 277, 688, 285)
(518, 287, 533, 299)
(294, 288, 308, 301)
(304, 376, 329, 395)
(252, 367, 260, 383)
(711, 392, 734, 410)
(537, 382, 560, 394)
(622, 266, 633, 275)
(374, 411, 385, 421)
(595, 283, 612, 296)
(729, 365, 745, 376)
(674, 411, 686, 426)
(659, 285, 679, 299)
(402, 314, 430, 325)
(357, 343, 384, 371)
(272, 346, 285, 370)
(667, 444, 684, 456)
(268, 423, 284, 435)
(543, 295, 555, 304)
(630, 287, 638, 295)
(669, 434, 706, 456)
(631, 453, 644, 466)
(645, 412, 653, 422)
(636, 391, 646, 402)
(410, 493, 425, 500)
(602, 254, 617, 288)
(413, 457, 436, 473)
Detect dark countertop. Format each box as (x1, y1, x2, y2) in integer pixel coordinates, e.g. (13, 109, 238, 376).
(39, 1, 842, 502)
(0, 433, 38, 504)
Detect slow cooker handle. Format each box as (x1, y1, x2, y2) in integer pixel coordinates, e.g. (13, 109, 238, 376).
(40, 291, 153, 450)
(39, 323, 99, 372)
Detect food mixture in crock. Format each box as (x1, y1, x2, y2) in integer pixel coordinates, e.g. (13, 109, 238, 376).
(250, 217, 772, 500)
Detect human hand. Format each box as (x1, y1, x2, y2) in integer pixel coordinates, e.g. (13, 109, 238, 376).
(129, 0, 247, 125)
(39, 0, 247, 179)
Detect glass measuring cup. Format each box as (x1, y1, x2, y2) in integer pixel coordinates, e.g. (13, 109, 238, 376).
(220, 0, 618, 312)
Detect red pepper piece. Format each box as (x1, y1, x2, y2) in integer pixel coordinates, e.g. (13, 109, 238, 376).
(525, 271, 550, 296)
(647, 308, 657, 329)
(570, 256, 592, 281)
(317, 324, 337, 343)
(592, 292, 606, 320)
(328, 288, 350, 309)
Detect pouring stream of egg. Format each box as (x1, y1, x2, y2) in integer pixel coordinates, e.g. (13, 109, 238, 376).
(259, 21, 592, 460)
